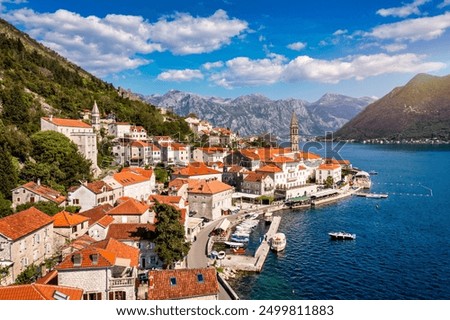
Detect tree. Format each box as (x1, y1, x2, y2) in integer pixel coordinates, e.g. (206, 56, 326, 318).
(0, 144, 18, 199)
(23, 131, 92, 189)
(15, 264, 40, 284)
(15, 201, 61, 216)
(153, 203, 190, 268)
(0, 265, 10, 286)
(154, 166, 170, 184)
(0, 193, 13, 218)
(324, 176, 334, 189)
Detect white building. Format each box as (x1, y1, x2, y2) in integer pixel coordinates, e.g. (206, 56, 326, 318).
(40, 116, 100, 176)
(192, 147, 228, 163)
(315, 163, 342, 184)
(102, 168, 156, 202)
(172, 162, 222, 181)
(67, 181, 115, 212)
(52, 211, 90, 250)
(11, 181, 66, 210)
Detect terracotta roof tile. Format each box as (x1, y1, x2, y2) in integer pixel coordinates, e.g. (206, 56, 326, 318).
(61, 234, 96, 254)
(187, 179, 233, 195)
(106, 223, 156, 241)
(113, 171, 149, 186)
(244, 172, 268, 182)
(148, 268, 218, 300)
(269, 156, 296, 163)
(0, 207, 52, 240)
(42, 117, 92, 128)
(53, 211, 89, 228)
(78, 204, 114, 227)
(149, 195, 182, 206)
(121, 167, 154, 179)
(0, 284, 83, 300)
(318, 163, 341, 170)
(84, 181, 113, 194)
(107, 198, 149, 215)
(57, 247, 117, 270)
(172, 162, 220, 176)
(91, 238, 139, 267)
(14, 181, 66, 204)
(257, 165, 282, 173)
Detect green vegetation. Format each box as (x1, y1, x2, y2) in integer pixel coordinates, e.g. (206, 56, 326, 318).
(0, 18, 193, 212)
(14, 264, 40, 284)
(153, 203, 190, 268)
(324, 176, 334, 189)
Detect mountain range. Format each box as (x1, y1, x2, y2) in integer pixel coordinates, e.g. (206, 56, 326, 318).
(335, 73, 450, 140)
(145, 91, 375, 140)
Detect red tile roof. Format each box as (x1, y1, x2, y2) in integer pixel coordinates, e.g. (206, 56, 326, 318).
(325, 158, 351, 165)
(269, 156, 296, 163)
(14, 181, 66, 204)
(318, 163, 341, 170)
(148, 268, 219, 300)
(244, 172, 269, 182)
(226, 165, 247, 173)
(78, 204, 114, 227)
(121, 167, 154, 179)
(84, 181, 113, 194)
(0, 207, 52, 241)
(257, 164, 282, 173)
(61, 234, 96, 253)
(91, 238, 139, 267)
(298, 151, 322, 160)
(0, 284, 83, 300)
(113, 171, 149, 186)
(106, 223, 156, 241)
(187, 179, 233, 195)
(149, 195, 182, 206)
(53, 211, 89, 228)
(42, 117, 92, 128)
(107, 198, 149, 215)
(57, 247, 116, 270)
(172, 162, 220, 176)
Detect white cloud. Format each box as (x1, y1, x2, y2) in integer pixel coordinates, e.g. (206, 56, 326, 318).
(438, 0, 450, 8)
(202, 61, 224, 70)
(383, 43, 407, 52)
(376, 0, 430, 18)
(147, 9, 248, 55)
(333, 29, 348, 36)
(157, 69, 204, 81)
(368, 12, 450, 42)
(209, 53, 445, 87)
(287, 41, 307, 51)
(210, 55, 287, 88)
(3, 8, 248, 75)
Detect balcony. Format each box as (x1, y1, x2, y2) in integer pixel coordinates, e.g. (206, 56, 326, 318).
(109, 277, 134, 288)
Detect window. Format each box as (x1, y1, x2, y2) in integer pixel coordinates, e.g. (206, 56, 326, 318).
(170, 277, 177, 286)
(33, 233, 40, 245)
(73, 199, 80, 205)
(109, 291, 126, 300)
(73, 253, 82, 266)
(83, 292, 102, 300)
(197, 273, 204, 283)
(72, 226, 77, 233)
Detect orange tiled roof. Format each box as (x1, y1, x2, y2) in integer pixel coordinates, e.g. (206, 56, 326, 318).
(78, 204, 113, 227)
(298, 151, 322, 160)
(57, 247, 117, 270)
(148, 268, 219, 300)
(15, 181, 66, 204)
(113, 171, 149, 186)
(244, 172, 269, 182)
(36, 270, 58, 285)
(150, 195, 182, 206)
(198, 147, 227, 153)
(84, 181, 113, 194)
(91, 238, 139, 267)
(187, 179, 233, 195)
(107, 198, 149, 215)
(325, 158, 351, 165)
(106, 223, 156, 241)
(0, 207, 52, 241)
(257, 165, 282, 173)
(318, 163, 341, 170)
(53, 211, 89, 228)
(61, 234, 96, 253)
(42, 117, 92, 128)
(269, 156, 296, 163)
(168, 178, 189, 192)
(0, 284, 83, 300)
(121, 167, 154, 179)
(172, 162, 220, 176)
(130, 125, 146, 132)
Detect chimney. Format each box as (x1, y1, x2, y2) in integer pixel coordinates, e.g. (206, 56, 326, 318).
(37, 178, 41, 186)
(49, 115, 53, 121)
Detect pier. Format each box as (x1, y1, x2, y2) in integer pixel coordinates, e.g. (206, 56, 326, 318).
(219, 216, 281, 272)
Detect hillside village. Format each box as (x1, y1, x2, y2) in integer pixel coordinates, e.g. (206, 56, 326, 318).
(0, 101, 360, 300)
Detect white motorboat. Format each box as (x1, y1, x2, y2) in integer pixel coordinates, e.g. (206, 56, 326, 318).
(328, 231, 356, 240)
(270, 233, 286, 252)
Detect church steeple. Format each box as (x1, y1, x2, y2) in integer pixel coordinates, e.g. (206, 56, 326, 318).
(290, 111, 299, 152)
(91, 100, 100, 131)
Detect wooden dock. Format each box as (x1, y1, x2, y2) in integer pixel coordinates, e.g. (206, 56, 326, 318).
(219, 216, 281, 272)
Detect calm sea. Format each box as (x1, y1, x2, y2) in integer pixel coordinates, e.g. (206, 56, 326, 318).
(229, 143, 450, 300)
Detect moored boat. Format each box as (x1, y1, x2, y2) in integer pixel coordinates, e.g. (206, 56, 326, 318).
(270, 233, 286, 252)
(328, 231, 356, 240)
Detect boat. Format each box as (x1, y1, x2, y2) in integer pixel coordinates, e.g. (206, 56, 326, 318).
(369, 170, 378, 175)
(224, 241, 246, 248)
(365, 193, 388, 199)
(328, 232, 356, 240)
(217, 251, 226, 259)
(264, 211, 273, 224)
(270, 233, 286, 252)
(230, 234, 250, 243)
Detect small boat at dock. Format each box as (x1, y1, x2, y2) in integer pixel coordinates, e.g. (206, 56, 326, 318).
(328, 231, 356, 240)
(270, 233, 286, 252)
(369, 170, 378, 175)
(264, 211, 273, 224)
(355, 192, 388, 199)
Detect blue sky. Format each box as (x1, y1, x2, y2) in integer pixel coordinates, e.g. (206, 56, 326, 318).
(1, 0, 450, 101)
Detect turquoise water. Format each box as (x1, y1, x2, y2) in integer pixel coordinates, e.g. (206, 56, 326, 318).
(230, 143, 450, 299)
